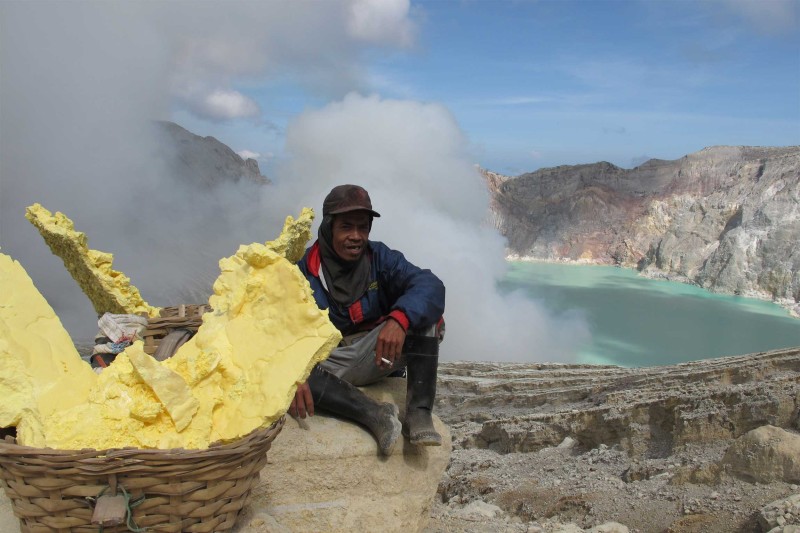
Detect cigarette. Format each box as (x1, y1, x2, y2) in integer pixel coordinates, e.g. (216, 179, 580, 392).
(380, 357, 392, 365)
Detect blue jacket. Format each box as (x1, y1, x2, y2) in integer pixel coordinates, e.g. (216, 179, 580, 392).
(296, 240, 445, 336)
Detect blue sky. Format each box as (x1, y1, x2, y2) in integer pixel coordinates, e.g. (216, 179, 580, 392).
(171, 0, 800, 176)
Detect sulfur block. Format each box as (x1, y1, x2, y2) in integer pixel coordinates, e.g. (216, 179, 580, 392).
(128, 347, 199, 432)
(0, 252, 97, 447)
(265, 207, 315, 263)
(25, 203, 160, 317)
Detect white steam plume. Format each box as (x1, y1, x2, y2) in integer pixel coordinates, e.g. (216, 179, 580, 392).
(274, 94, 589, 362)
(0, 1, 588, 362)
(0, 0, 415, 341)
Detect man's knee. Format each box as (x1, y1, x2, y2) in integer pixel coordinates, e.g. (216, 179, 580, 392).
(403, 322, 442, 356)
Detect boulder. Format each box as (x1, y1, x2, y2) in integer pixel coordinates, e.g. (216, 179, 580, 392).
(238, 377, 451, 532)
(722, 425, 800, 483)
(450, 500, 504, 520)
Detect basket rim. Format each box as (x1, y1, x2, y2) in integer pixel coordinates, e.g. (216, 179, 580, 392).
(0, 416, 284, 459)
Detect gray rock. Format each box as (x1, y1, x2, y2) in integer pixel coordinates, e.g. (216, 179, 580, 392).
(155, 120, 270, 187)
(551, 523, 585, 533)
(759, 493, 800, 530)
(587, 523, 630, 533)
(722, 425, 800, 483)
(557, 436, 577, 449)
(241, 377, 451, 533)
(767, 526, 800, 533)
(452, 500, 504, 520)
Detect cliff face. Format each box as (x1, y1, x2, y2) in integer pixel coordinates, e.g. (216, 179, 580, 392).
(155, 121, 270, 187)
(488, 146, 800, 307)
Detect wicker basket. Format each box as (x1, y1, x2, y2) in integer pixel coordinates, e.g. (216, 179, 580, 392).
(141, 305, 210, 356)
(0, 418, 284, 533)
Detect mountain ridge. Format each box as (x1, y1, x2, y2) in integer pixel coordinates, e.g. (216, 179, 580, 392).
(155, 121, 270, 187)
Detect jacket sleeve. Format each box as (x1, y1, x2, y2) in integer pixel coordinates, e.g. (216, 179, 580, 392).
(295, 244, 330, 311)
(296, 247, 312, 279)
(374, 242, 445, 330)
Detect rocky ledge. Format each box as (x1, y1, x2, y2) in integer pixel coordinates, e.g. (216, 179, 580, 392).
(425, 347, 800, 532)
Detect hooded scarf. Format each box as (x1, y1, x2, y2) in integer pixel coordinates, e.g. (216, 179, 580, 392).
(318, 215, 372, 307)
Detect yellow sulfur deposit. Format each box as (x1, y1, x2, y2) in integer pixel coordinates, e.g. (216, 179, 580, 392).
(128, 348, 199, 432)
(264, 207, 314, 263)
(7, 208, 341, 450)
(0, 253, 98, 446)
(25, 203, 160, 318)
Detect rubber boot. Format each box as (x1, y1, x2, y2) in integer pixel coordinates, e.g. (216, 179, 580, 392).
(403, 331, 442, 446)
(307, 366, 402, 456)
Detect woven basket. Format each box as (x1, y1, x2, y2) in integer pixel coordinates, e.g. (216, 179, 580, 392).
(141, 305, 210, 356)
(0, 418, 284, 533)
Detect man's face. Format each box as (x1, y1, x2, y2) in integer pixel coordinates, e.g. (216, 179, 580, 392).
(331, 211, 371, 261)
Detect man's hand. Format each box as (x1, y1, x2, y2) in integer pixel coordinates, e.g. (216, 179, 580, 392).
(375, 318, 406, 368)
(289, 382, 314, 418)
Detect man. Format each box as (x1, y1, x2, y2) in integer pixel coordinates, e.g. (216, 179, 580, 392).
(291, 184, 446, 456)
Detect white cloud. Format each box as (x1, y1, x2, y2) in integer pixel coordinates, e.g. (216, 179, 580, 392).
(237, 149, 261, 160)
(156, 0, 418, 122)
(196, 89, 260, 121)
(347, 0, 416, 47)
(159, 0, 417, 118)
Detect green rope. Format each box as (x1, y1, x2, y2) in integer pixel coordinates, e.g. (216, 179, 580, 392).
(121, 485, 147, 533)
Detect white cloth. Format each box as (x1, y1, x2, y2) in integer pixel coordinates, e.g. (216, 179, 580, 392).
(92, 312, 148, 357)
(97, 312, 148, 343)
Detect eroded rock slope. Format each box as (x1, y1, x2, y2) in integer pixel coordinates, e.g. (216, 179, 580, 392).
(427, 348, 800, 532)
(437, 347, 799, 455)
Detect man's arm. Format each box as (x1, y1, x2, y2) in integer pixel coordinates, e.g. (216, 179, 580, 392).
(375, 317, 405, 367)
(375, 243, 445, 330)
(289, 382, 314, 418)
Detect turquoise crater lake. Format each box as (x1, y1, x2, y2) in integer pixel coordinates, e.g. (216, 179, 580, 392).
(500, 261, 800, 368)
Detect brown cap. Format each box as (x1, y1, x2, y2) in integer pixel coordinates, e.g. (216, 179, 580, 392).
(322, 184, 381, 218)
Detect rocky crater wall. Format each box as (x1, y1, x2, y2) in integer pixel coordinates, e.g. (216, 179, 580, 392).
(487, 146, 800, 312)
(436, 347, 800, 458)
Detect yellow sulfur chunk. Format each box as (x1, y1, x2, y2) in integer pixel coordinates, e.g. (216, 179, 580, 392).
(41, 349, 195, 450)
(0, 253, 97, 447)
(34, 209, 341, 450)
(25, 203, 160, 318)
(169, 241, 341, 443)
(128, 348, 199, 432)
(264, 207, 314, 263)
